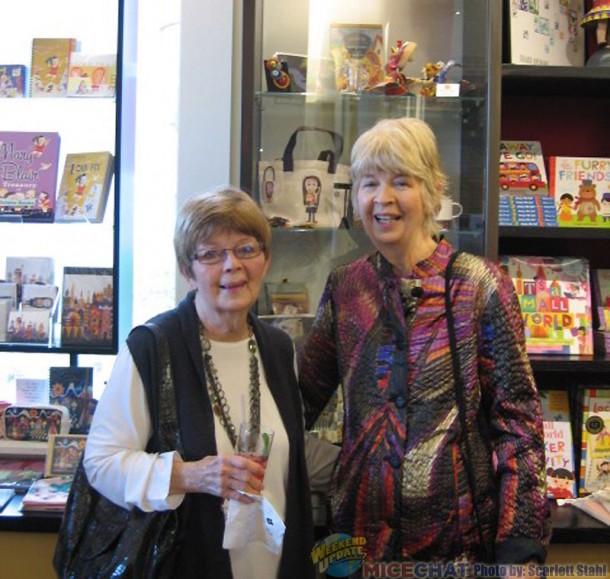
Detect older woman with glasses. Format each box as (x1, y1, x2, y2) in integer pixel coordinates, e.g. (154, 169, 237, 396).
(79, 187, 333, 578)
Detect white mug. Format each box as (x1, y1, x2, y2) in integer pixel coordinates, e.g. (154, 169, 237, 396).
(436, 199, 463, 222)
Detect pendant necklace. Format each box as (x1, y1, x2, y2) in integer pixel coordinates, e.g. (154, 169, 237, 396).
(199, 322, 261, 448)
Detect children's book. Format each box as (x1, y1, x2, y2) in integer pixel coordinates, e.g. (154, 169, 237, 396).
(499, 194, 558, 227)
(500, 255, 593, 356)
(20, 283, 58, 312)
(55, 151, 114, 223)
(540, 390, 577, 499)
(329, 23, 385, 92)
(0, 65, 27, 98)
(499, 141, 549, 196)
(30, 38, 77, 97)
(5, 256, 54, 287)
(49, 366, 95, 435)
(0, 458, 45, 492)
(0, 131, 61, 221)
(60, 266, 113, 348)
(6, 310, 51, 344)
(67, 53, 116, 98)
(580, 389, 610, 496)
(21, 475, 73, 511)
(592, 269, 610, 331)
(45, 434, 87, 477)
(506, 0, 585, 66)
(549, 156, 610, 228)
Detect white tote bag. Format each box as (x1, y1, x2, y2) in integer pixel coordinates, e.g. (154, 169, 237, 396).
(258, 126, 351, 228)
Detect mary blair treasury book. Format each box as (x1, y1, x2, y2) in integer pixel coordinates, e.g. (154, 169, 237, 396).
(501, 255, 593, 356)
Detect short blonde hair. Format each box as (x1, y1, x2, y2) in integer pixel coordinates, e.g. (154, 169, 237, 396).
(350, 117, 448, 238)
(174, 186, 271, 279)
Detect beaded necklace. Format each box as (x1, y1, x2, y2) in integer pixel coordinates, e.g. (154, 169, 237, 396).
(199, 322, 260, 448)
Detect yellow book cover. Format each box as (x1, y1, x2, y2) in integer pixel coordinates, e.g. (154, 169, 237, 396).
(67, 53, 116, 98)
(30, 38, 77, 97)
(55, 151, 114, 223)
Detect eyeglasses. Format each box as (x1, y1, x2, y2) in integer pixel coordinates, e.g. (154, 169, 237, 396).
(191, 241, 265, 265)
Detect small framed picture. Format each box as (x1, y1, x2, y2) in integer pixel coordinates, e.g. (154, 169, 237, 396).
(45, 434, 87, 477)
(265, 281, 309, 316)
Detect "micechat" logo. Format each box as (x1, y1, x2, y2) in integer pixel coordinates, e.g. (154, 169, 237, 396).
(311, 533, 366, 577)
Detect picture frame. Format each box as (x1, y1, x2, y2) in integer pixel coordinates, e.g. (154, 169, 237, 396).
(265, 281, 310, 316)
(45, 434, 87, 477)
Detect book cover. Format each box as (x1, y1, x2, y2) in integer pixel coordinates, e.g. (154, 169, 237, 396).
(499, 195, 558, 227)
(500, 255, 594, 356)
(550, 156, 610, 228)
(0, 282, 17, 309)
(3, 404, 70, 441)
(0, 65, 27, 98)
(0, 458, 45, 492)
(20, 283, 58, 312)
(30, 38, 77, 97)
(55, 151, 114, 223)
(592, 269, 610, 331)
(507, 0, 585, 66)
(0, 131, 61, 221)
(5, 256, 54, 286)
(329, 23, 385, 92)
(6, 310, 50, 344)
(499, 141, 549, 196)
(540, 390, 577, 499)
(21, 475, 73, 511)
(67, 53, 116, 98)
(60, 266, 113, 348)
(45, 434, 87, 477)
(49, 367, 94, 435)
(580, 388, 610, 496)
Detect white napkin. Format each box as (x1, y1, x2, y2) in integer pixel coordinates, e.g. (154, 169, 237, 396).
(222, 492, 286, 555)
(557, 487, 610, 526)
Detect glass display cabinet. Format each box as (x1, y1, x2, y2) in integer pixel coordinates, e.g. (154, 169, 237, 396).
(240, 0, 502, 318)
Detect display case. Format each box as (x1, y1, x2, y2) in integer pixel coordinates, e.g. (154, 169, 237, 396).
(0, 0, 128, 362)
(241, 0, 502, 319)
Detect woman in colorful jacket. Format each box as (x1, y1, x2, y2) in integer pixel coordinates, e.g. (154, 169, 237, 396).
(298, 117, 551, 572)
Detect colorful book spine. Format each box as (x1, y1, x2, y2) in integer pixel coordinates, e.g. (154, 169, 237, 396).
(580, 388, 610, 496)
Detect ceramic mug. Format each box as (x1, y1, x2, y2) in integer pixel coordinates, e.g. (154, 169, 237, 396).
(436, 199, 463, 229)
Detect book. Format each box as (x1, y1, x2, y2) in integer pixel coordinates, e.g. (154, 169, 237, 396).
(0, 65, 27, 98)
(0, 282, 17, 309)
(549, 156, 610, 229)
(45, 434, 87, 477)
(6, 310, 51, 344)
(499, 141, 549, 196)
(20, 283, 58, 312)
(3, 404, 70, 441)
(21, 475, 73, 512)
(499, 195, 558, 227)
(0, 458, 45, 492)
(540, 390, 577, 499)
(0, 297, 10, 342)
(500, 255, 594, 356)
(0, 488, 15, 512)
(0, 131, 61, 221)
(5, 256, 54, 286)
(60, 266, 114, 348)
(67, 53, 116, 97)
(594, 330, 610, 356)
(30, 38, 77, 97)
(54, 151, 114, 223)
(592, 269, 610, 331)
(580, 389, 610, 496)
(49, 367, 95, 435)
(506, 0, 585, 66)
(329, 23, 385, 92)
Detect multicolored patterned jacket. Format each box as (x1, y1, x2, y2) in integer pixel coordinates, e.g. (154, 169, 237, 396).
(298, 240, 551, 564)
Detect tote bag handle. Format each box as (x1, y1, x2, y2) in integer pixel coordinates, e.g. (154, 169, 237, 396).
(282, 126, 344, 174)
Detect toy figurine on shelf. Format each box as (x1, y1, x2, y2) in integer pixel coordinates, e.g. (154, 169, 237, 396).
(581, 0, 610, 67)
(381, 40, 418, 95)
(411, 59, 462, 96)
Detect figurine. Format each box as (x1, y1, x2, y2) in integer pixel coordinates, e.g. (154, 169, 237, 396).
(264, 55, 291, 92)
(413, 60, 462, 97)
(581, 0, 610, 67)
(382, 40, 418, 95)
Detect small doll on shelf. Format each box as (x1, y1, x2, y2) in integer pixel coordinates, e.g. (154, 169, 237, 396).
(581, 0, 610, 67)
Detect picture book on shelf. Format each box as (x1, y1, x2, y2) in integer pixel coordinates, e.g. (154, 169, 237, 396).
(60, 267, 113, 348)
(500, 255, 593, 356)
(55, 151, 114, 223)
(550, 156, 610, 228)
(499, 195, 558, 227)
(592, 269, 610, 331)
(0, 458, 45, 492)
(5, 256, 54, 286)
(45, 434, 87, 477)
(0, 131, 61, 221)
(0, 65, 27, 98)
(30, 38, 77, 97)
(329, 23, 385, 92)
(21, 475, 73, 512)
(506, 0, 585, 66)
(499, 141, 549, 196)
(6, 310, 50, 344)
(540, 390, 577, 499)
(67, 53, 116, 98)
(49, 366, 95, 435)
(580, 388, 610, 496)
